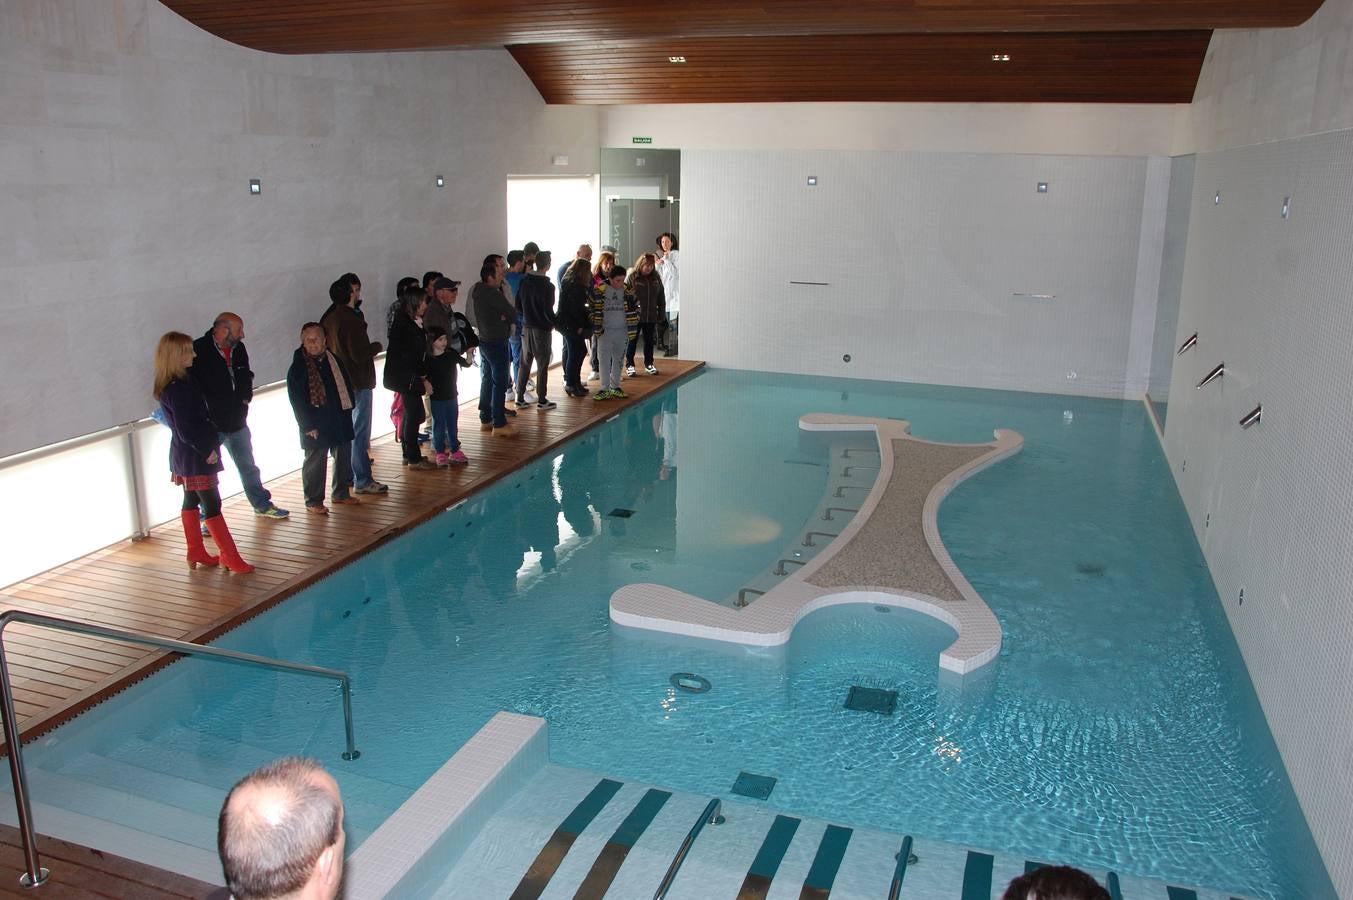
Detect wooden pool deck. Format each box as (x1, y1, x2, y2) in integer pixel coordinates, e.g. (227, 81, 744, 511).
(0, 359, 704, 752)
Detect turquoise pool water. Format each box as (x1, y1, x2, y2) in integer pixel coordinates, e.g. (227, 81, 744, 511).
(19, 369, 1332, 897)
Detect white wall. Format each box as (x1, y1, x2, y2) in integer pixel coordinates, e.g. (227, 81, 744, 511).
(0, 0, 598, 458)
(601, 103, 1180, 156)
(679, 148, 1169, 398)
(1178, 0, 1353, 153)
(1160, 1, 1353, 892)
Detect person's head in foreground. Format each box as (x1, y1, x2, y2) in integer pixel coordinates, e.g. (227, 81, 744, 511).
(218, 757, 345, 900)
(1001, 865, 1111, 900)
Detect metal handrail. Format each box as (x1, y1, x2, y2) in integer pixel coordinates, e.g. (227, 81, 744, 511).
(833, 485, 870, 497)
(841, 448, 879, 458)
(842, 464, 879, 477)
(822, 507, 859, 521)
(653, 798, 723, 899)
(801, 531, 839, 547)
(0, 609, 360, 889)
(735, 588, 765, 608)
(773, 559, 807, 576)
(887, 835, 915, 900)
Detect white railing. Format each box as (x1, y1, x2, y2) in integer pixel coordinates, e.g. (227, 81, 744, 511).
(0, 359, 397, 590)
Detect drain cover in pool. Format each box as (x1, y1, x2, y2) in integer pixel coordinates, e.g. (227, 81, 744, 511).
(845, 685, 897, 715)
(732, 771, 777, 800)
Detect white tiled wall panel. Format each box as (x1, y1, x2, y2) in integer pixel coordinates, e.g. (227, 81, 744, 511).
(1163, 126, 1353, 898)
(680, 149, 1170, 399)
(0, 0, 599, 458)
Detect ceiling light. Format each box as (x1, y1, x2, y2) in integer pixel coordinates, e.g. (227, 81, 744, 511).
(669, 56, 686, 64)
(992, 53, 1010, 62)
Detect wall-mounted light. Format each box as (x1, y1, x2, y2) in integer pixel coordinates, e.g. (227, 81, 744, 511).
(1215, 191, 1222, 205)
(249, 179, 261, 195)
(1281, 196, 1290, 219)
(1037, 182, 1048, 193)
(807, 176, 818, 186)
(991, 53, 1011, 62)
(668, 56, 686, 64)
(435, 175, 444, 188)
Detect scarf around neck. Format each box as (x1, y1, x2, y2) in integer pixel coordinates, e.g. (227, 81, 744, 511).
(305, 350, 353, 411)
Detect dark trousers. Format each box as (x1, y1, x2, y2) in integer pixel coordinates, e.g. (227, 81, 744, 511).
(399, 391, 425, 462)
(478, 340, 510, 427)
(516, 327, 552, 403)
(562, 332, 587, 390)
(589, 334, 599, 373)
(302, 442, 353, 507)
(626, 322, 658, 368)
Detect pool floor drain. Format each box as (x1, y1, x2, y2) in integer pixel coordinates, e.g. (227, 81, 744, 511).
(845, 685, 898, 715)
(670, 672, 711, 693)
(731, 771, 777, 800)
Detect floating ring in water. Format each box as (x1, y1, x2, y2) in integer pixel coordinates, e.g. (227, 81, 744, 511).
(669, 672, 711, 694)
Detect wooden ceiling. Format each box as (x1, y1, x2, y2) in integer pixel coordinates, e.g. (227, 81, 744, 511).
(162, 0, 1323, 104)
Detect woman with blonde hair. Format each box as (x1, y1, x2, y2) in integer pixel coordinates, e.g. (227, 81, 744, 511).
(153, 332, 254, 573)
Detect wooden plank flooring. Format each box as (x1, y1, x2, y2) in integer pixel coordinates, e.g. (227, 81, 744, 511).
(1, 359, 704, 749)
(0, 825, 218, 899)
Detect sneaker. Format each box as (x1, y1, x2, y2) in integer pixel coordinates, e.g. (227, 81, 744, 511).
(354, 481, 388, 494)
(593, 390, 614, 401)
(406, 458, 438, 470)
(625, 365, 637, 377)
(331, 495, 361, 505)
(256, 505, 290, 519)
(537, 400, 557, 410)
(613, 388, 629, 399)
(522, 391, 537, 405)
(503, 407, 518, 417)
(646, 365, 659, 375)
(480, 421, 493, 432)
(449, 450, 469, 465)
(588, 371, 599, 382)
(435, 452, 450, 467)
(417, 432, 431, 444)
(514, 396, 527, 407)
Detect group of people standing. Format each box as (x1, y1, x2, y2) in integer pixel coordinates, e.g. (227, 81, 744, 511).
(150, 234, 681, 574)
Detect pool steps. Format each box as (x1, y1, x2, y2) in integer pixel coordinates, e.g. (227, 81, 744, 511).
(611, 414, 1024, 676)
(426, 760, 1254, 900)
(330, 715, 1255, 900)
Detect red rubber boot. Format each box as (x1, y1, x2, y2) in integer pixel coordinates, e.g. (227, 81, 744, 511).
(203, 515, 255, 574)
(182, 509, 219, 570)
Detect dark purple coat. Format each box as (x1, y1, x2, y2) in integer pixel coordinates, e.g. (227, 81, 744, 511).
(159, 378, 224, 477)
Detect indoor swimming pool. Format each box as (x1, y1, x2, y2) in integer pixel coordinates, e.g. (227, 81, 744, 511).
(7, 369, 1334, 898)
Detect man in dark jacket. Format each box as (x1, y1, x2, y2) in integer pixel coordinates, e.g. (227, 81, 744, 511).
(471, 262, 517, 436)
(321, 275, 387, 494)
(514, 251, 557, 410)
(190, 312, 289, 519)
(287, 324, 358, 515)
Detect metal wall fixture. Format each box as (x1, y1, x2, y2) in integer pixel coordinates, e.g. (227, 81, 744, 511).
(1281, 196, 1290, 219)
(435, 175, 445, 187)
(248, 179, 261, 195)
(1012, 293, 1056, 299)
(1177, 332, 1198, 355)
(833, 484, 869, 497)
(802, 531, 839, 547)
(773, 558, 807, 575)
(1239, 404, 1263, 429)
(1197, 362, 1225, 389)
(1215, 190, 1222, 205)
(822, 507, 859, 521)
(1037, 182, 1048, 193)
(843, 464, 878, 477)
(842, 448, 878, 459)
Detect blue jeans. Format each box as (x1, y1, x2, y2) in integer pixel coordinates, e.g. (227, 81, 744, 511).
(562, 332, 587, 390)
(219, 425, 272, 511)
(430, 398, 460, 454)
(478, 340, 510, 428)
(350, 388, 375, 487)
(509, 320, 523, 386)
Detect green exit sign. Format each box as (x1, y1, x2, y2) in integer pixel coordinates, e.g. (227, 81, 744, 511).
(632, 136, 653, 144)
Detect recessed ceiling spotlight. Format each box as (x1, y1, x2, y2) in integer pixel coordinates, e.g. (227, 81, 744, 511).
(669, 56, 687, 64)
(992, 53, 1011, 62)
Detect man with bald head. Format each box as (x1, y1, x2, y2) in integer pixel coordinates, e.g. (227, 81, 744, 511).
(217, 757, 345, 900)
(191, 313, 289, 519)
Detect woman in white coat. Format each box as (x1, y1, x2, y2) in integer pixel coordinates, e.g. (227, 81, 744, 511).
(655, 231, 679, 356)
